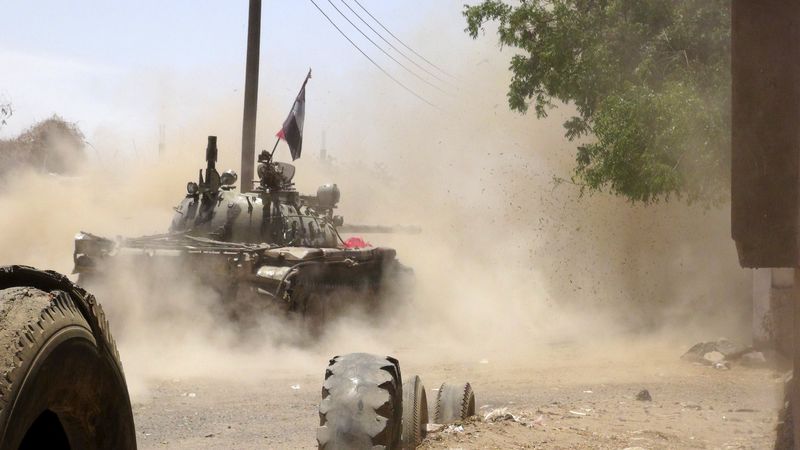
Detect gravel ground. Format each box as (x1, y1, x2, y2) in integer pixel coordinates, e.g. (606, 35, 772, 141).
(131, 344, 783, 449)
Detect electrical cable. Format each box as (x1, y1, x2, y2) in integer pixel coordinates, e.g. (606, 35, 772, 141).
(339, 0, 453, 88)
(325, 0, 447, 94)
(307, 0, 440, 109)
(351, 0, 457, 80)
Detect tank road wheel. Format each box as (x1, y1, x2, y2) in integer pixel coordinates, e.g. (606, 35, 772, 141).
(317, 353, 402, 449)
(434, 382, 476, 424)
(0, 266, 136, 450)
(400, 375, 428, 449)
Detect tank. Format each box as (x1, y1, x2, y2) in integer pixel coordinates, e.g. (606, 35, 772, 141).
(73, 136, 410, 331)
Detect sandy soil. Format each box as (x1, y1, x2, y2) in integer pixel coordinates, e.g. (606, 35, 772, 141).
(131, 343, 783, 449)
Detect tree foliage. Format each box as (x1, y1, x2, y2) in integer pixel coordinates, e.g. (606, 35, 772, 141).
(465, 1, 730, 203)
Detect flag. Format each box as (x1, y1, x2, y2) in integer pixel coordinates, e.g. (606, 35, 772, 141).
(277, 69, 311, 160)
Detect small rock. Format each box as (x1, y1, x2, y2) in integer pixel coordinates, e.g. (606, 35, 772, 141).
(290, 384, 301, 390)
(636, 389, 652, 402)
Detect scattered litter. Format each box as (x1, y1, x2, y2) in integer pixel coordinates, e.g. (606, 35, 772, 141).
(181, 392, 197, 398)
(479, 359, 489, 364)
(713, 361, 730, 370)
(623, 447, 647, 450)
(568, 410, 586, 416)
(679, 402, 702, 411)
(484, 407, 516, 422)
(482, 408, 544, 428)
(204, 433, 215, 438)
(583, 390, 593, 394)
(479, 404, 492, 410)
(443, 424, 464, 434)
(290, 384, 301, 390)
(635, 389, 652, 402)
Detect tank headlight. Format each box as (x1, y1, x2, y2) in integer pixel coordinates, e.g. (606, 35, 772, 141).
(220, 169, 238, 186)
(317, 184, 341, 208)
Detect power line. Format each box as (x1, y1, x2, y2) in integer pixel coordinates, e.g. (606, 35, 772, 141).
(324, 0, 447, 95)
(307, 0, 440, 109)
(339, 0, 453, 88)
(351, 0, 457, 80)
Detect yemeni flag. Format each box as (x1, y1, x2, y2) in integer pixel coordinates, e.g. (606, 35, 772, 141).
(276, 69, 311, 160)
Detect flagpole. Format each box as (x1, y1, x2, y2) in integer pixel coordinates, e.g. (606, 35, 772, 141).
(269, 137, 280, 158)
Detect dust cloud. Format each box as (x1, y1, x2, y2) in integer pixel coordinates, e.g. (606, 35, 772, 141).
(0, 24, 749, 399)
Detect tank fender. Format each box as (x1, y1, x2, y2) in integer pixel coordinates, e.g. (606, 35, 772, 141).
(256, 265, 292, 281)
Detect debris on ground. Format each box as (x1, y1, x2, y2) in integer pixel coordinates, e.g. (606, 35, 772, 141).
(713, 361, 731, 370)
(290, 384, 300, 390)
(636, 389, 652, 401)
(484, 407, 517, 422)
(679, 402, 702, 410)
(443, 424, 464, 434)
(682, 339, 752, 365)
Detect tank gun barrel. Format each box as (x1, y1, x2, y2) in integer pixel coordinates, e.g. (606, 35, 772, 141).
(206, 136, 218, 170)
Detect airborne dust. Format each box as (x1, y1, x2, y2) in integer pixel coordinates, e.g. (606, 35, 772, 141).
(0, 21, 750, 402)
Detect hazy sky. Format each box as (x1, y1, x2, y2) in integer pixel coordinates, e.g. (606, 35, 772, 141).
(0, 1, 482, 160)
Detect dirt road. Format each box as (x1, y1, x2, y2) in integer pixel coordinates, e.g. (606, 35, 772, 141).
(131, 342, 782, 449)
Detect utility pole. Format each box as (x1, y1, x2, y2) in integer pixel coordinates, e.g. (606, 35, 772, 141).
(241, 0, 262, 192)
(320, 130, 327, 163)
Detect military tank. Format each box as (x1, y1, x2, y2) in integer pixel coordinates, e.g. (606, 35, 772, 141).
(73, 136, 409, 331)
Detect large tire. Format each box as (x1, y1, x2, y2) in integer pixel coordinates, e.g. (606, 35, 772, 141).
(317, 353, 402, 449)
(401, 375, 428, 449)
(0, 265, 136, 450)
(434, 382, 475, 424)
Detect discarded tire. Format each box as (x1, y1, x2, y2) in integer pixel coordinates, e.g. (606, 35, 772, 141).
(318, 353, 402, 449)
(434, 382, 476, 424)
(0, 265, 136, 450)
(401, 375, 428, 449)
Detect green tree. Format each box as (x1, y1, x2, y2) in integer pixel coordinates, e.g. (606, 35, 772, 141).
(465, 1, 730, 204)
